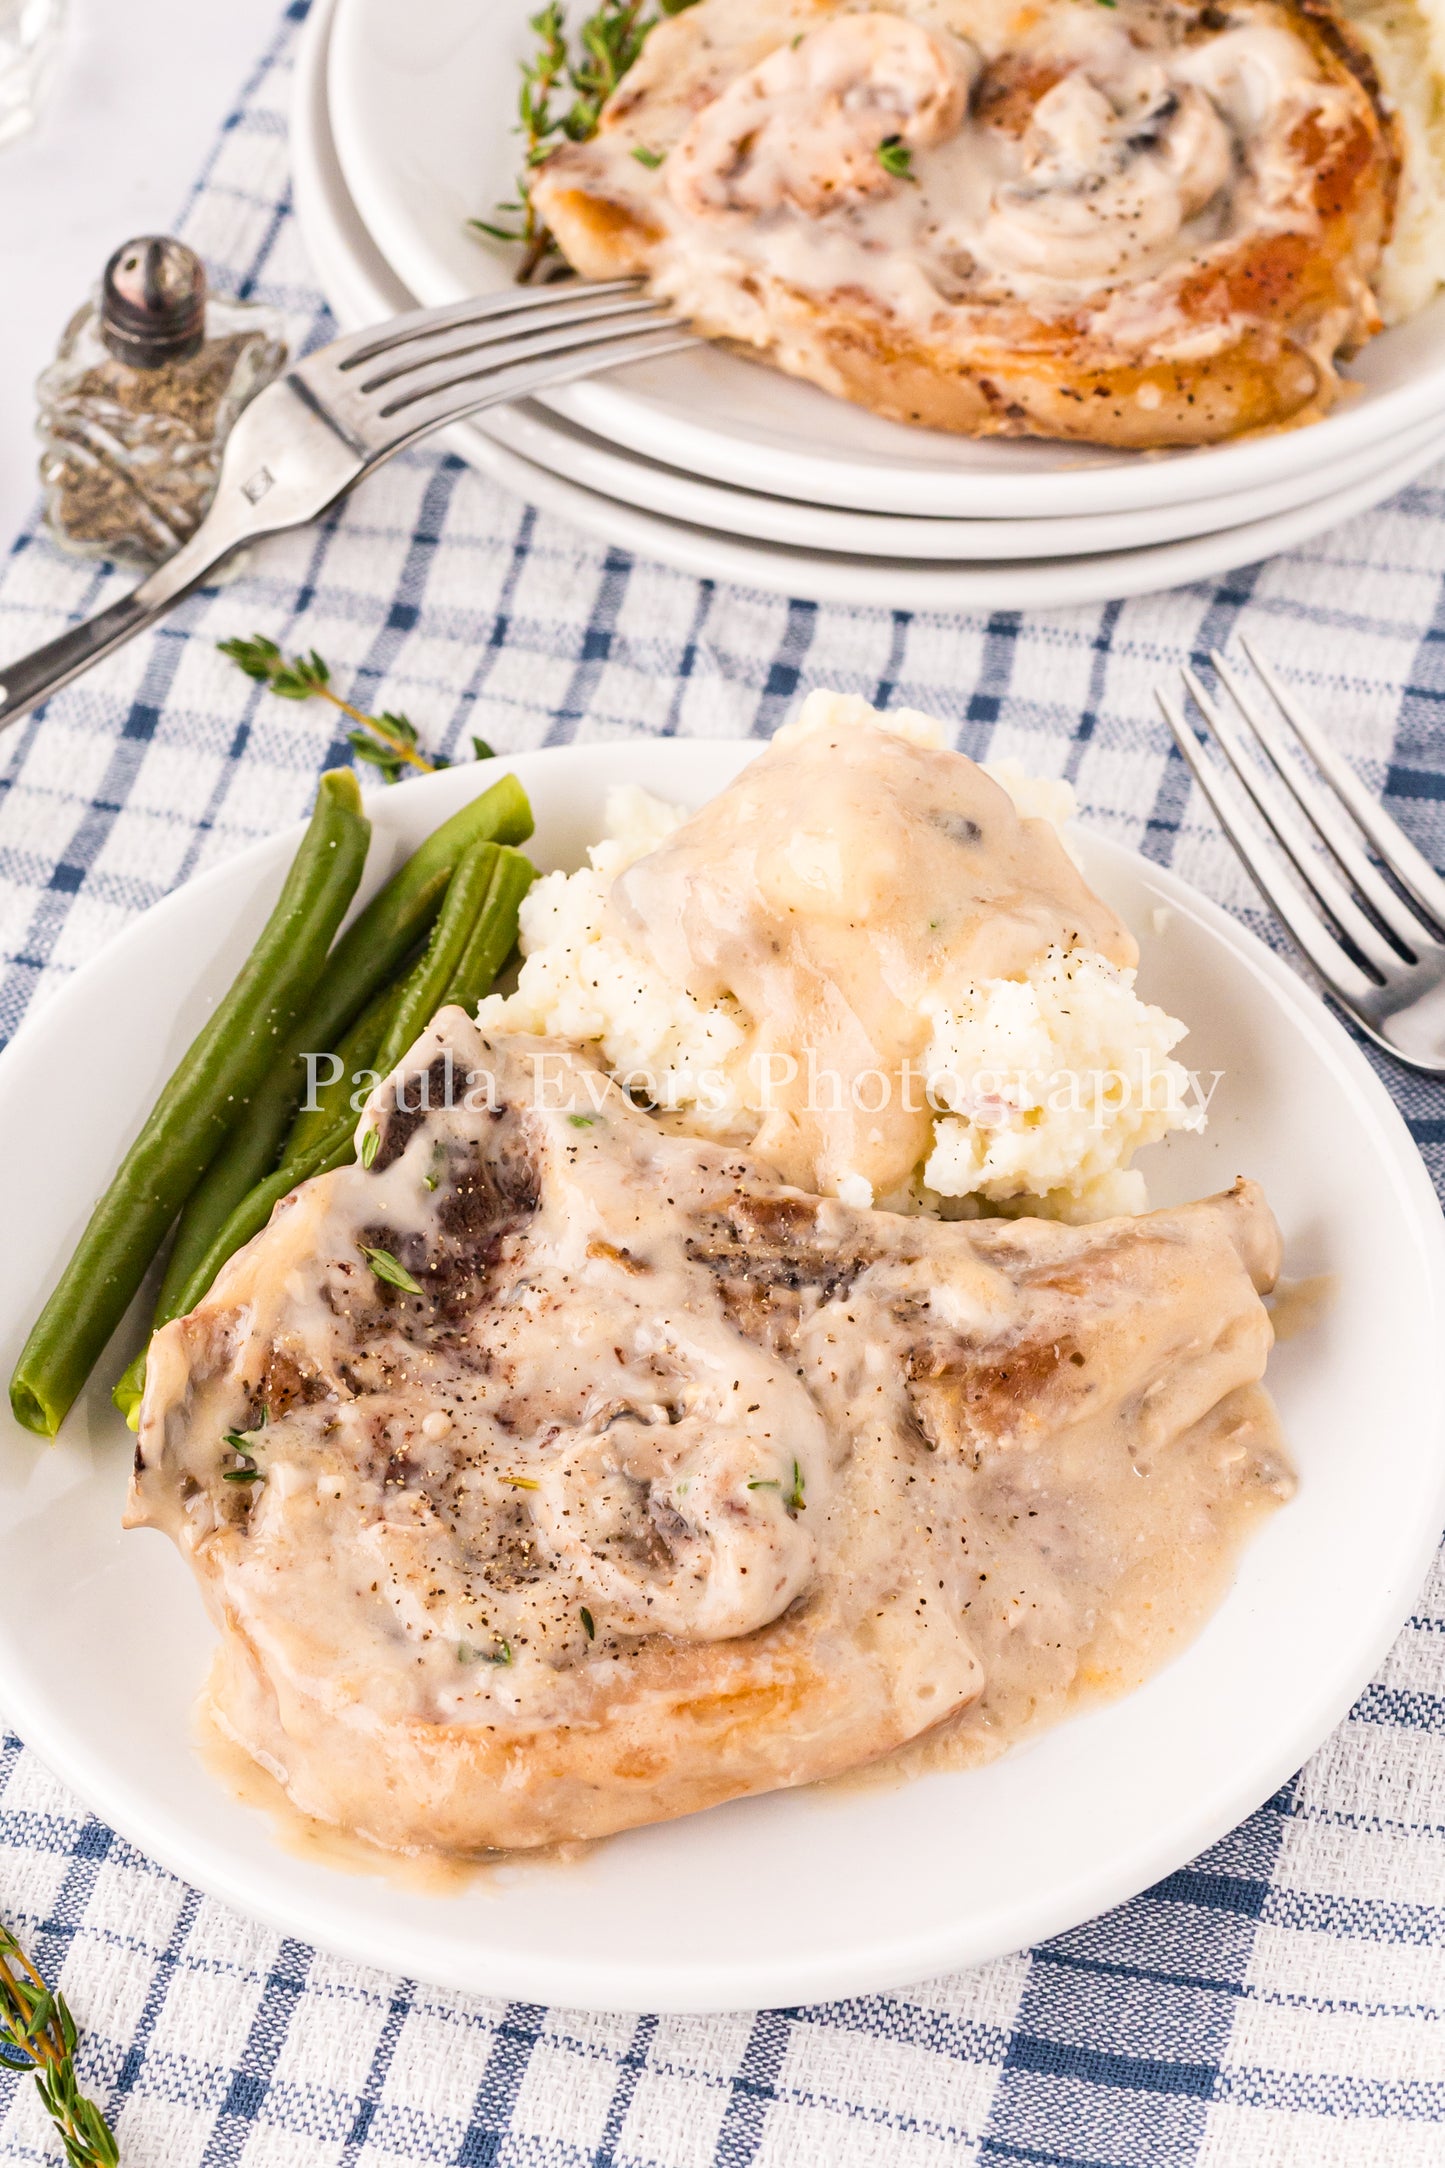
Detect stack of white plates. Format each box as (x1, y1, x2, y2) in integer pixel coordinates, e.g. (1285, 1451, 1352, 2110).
(296, 0, 1445, 611)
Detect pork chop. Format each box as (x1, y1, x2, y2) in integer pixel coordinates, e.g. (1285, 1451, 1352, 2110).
(129, 1017, 1291, 1853)
(530, 0, 1398, 448)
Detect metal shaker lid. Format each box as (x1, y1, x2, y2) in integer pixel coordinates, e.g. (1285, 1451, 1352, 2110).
(100, 237, 207, 369)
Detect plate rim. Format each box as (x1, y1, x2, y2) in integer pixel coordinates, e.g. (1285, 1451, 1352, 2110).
(1, 743, 1443, 2012)
(325, 0, 1445, 522)
(466, 404, 1445, 561)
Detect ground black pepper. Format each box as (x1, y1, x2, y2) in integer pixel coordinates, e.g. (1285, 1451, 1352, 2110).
(35, 235, 286, 569)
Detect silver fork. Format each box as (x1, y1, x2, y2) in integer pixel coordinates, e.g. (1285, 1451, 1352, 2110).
(1157, 639, 1445, 1070)
(0, 280, 695, 733)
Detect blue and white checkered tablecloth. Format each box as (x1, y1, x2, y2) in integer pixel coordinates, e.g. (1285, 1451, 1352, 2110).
(2, 4, 1444, 2161)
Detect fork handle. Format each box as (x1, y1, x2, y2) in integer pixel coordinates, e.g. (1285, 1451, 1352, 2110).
(0, 591, 165, 734)
(0, 513, 240, 735)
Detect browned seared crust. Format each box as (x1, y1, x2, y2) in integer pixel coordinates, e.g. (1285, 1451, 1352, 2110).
(207, 1597, 927, 1853)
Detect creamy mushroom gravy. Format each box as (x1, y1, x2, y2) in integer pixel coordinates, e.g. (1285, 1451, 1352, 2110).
(133, 1024, 1293, 1858)
(537, 0, 1384, 350)
(1266, 1270, 1338, 1343)
(835, 1380, 1288, 1792)
(610, 713, 1135, 1201)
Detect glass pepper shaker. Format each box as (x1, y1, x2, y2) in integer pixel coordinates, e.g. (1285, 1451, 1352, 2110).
(36, 235, 287, 569)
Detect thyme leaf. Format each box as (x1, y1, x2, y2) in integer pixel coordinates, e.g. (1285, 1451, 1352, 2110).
(876, 135, 915, 182)
(222, 1425, 265, 1486)
(360, 1245, 424, 1295)
(459, 1639, 514, 1665)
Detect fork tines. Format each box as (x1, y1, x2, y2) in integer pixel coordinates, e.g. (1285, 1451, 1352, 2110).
(1156, 643, 1445, 1021)
(297, 280, 693, 449)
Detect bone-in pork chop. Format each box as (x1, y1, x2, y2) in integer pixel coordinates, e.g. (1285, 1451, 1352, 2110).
(129, 1017, 1291, 1853)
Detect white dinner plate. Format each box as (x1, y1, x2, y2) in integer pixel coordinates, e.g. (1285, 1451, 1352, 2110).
(328, 0, 1445, 520)
(292, 4, 1445, 614)
(466, 393, 1445, 563)
(1, 742, 1443, 2012)
(293, 0, 1445, 565)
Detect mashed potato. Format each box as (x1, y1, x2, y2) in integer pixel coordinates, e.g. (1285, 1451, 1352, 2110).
(481, 695, 1201, 1220)
(1345, 0, 1445, 321)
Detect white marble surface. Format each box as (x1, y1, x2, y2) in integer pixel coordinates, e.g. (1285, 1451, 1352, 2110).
(0, 0, 281, 555)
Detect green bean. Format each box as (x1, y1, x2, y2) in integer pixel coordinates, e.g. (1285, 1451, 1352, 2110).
(281, 839, 530, 1163)
(444, 846, 536, 1014)
(120, 840, 503, 1429)
(369, 838, 501, 1081)
(308, 772, 532, 1050)
(11, 770, 372, 1437)
(182, 837, 501, 1317)
(110, 1350, 150, 1431)
(155, 838, 513, 1350)
(283, 979, 397, 1163)
(115, 816, 541, 1432)
(145, 772, 534, 1338)
(115, 1064, 370, 1422)
(134, 973, 402, 1401)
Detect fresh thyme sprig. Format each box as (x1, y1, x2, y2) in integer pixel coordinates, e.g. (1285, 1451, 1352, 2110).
(470, 3, 571, 274)
(0, 1923, 119, 2168)
(218, 636, 493, 785)
(472, 0, 699, 279)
